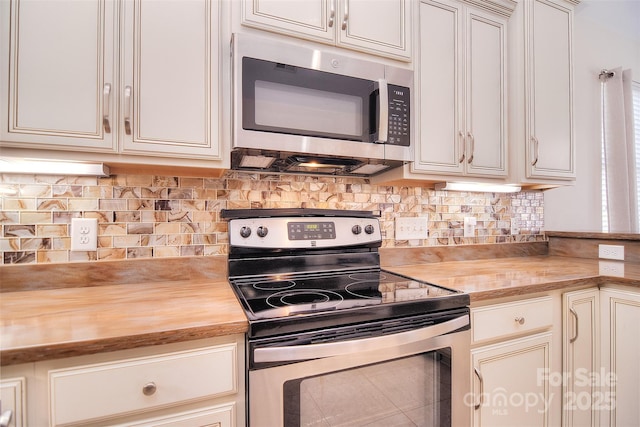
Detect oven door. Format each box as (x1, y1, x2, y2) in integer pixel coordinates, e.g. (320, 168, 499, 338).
(248, 314, 471, 427)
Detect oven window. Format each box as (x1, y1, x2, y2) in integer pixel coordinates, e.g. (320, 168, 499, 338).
(283, 349, 452, 426)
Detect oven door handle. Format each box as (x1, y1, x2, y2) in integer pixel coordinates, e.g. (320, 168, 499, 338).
(253, 314, 469, 363)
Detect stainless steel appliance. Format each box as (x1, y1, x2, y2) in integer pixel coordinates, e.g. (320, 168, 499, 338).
(223, 208, 471, 427)
(231, 34, 413, 177)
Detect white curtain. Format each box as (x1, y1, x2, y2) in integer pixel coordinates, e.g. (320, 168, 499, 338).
(602, 67, 637, 232)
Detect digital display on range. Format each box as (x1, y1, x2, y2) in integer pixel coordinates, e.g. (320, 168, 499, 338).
(288, 221, 335, 240)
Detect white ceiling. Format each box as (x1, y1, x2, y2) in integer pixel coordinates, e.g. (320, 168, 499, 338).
(575, 0, 640, 42)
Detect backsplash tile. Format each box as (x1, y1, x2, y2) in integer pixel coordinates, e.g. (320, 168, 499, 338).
(0, 172, 545, 264)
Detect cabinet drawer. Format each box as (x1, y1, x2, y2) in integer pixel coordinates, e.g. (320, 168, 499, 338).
(49, 344, 236, 426)
(472, 296, 553, 343)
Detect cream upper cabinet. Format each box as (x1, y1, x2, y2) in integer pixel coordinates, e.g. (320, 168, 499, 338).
(0, 0, 117, 152)
(563, 288, 600, 427)
(509, 0, 577, 185)
(120, 0, 222, 159)
(0, 0, 225, 165)
(241, 0, 412, 61)
(413, 0, 507, 178)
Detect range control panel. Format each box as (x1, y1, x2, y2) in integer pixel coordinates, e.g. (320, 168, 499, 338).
(229, 216, 381, 249)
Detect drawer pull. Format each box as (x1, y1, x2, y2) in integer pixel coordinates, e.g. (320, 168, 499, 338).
(474, 368, 483, 410)
(142, 382, 157, 396)
(569, 307, 579, 343)
(515, 316, 525, 325)
(0, 409, 13, 427)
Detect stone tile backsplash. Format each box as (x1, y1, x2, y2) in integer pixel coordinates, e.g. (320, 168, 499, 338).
(0, 172, 545, 264)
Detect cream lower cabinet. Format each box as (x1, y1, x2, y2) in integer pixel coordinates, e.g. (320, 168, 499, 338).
(0, 336, 245, 427)
(0, 0, 225, 166)
(470, 296, 560, 426)
(563, 285, 640, 427)
(472, 333, 553, 426)
(599, 286, 640, 427)
(562, 288, 600, 427)
(0, 376, 27, 427)
(240, 0, 412, 61)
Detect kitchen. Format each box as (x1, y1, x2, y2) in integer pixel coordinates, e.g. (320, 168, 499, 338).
(1, 0, 639, 426)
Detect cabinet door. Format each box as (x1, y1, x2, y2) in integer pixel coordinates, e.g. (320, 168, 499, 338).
(600, 287, 640, 427)
(563, 288, 600, 427)
(472, 333, 552, 427)
(0, 0, 117, 152)
(415, 0, 506, 177)
(241, 0, 334, 43)
(465, 8, 507, 177)
(526, 0, 575, 179)
(415, 0, 465, 175)
(0, 377, 26, 427)
(338, 0, 411, 60)
(121, 0, 221, 159)
(117, 403, 234, 427)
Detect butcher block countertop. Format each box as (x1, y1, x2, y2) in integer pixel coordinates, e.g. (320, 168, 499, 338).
(385, 255, 640, 302)
(3, 246, 640, 366)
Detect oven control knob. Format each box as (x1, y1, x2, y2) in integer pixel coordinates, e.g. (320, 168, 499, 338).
(239, 226, 251, 238)
(352, 225, 362, 235)
(257, 226, 269, 238)
(365, 224, 375, 234)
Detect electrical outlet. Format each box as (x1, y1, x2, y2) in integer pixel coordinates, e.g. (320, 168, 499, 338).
(395, 217, 428, 240)
(598, 244, 624, 261)
(463, 217, 476, 237)
(511, 217, 521, 235)
(599, 260, 624, 277)
(71, 218, 98, 251)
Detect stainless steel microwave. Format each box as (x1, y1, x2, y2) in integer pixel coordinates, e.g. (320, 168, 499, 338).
(231, 33, 413, 177)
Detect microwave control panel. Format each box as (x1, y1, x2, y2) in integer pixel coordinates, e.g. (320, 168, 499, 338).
(387, 84, 410, 146)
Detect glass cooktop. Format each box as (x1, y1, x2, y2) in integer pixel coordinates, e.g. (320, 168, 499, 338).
(230, 269, 458, 320)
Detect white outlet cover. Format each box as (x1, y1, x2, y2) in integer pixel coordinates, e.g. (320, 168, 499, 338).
(598, 244, 624, 261)
(71, 218, 98, 251)
(599, 260, 624, 277)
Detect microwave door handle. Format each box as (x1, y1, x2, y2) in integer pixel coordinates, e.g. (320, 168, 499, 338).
(377, 78, 389, 143)
(253, 314, 469, 363)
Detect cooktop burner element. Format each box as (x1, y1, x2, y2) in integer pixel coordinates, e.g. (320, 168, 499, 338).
(222, 208, 470, 339)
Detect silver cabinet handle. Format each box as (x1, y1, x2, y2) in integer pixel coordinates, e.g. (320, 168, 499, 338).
(458, 131, 466, 163)
(103, 83, 111, 133)
(531, 136, 539, 166)
(474, 367, 483, 410)
(377, 78, 389, 143)
(0, 409, 13, 427)
(124, 85, 132, 135)
(329, 0, 335, 27)
(515, 316, 525, 325)
(142, 382, 157, 396)
(569, 307, 579, 343)
(341, 0, 348, 30)
(467, 131, 475, 164)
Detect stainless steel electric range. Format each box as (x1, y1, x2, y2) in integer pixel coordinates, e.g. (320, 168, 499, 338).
(222, 208, 471, 427)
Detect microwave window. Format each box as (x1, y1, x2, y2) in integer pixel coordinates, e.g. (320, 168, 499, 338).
(254, 80, 363, 137)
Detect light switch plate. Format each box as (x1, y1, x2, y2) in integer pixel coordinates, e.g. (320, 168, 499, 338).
(511, 217, 521, 235)
(395, 217, 428, 240)
(464, 217, 476, 237)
